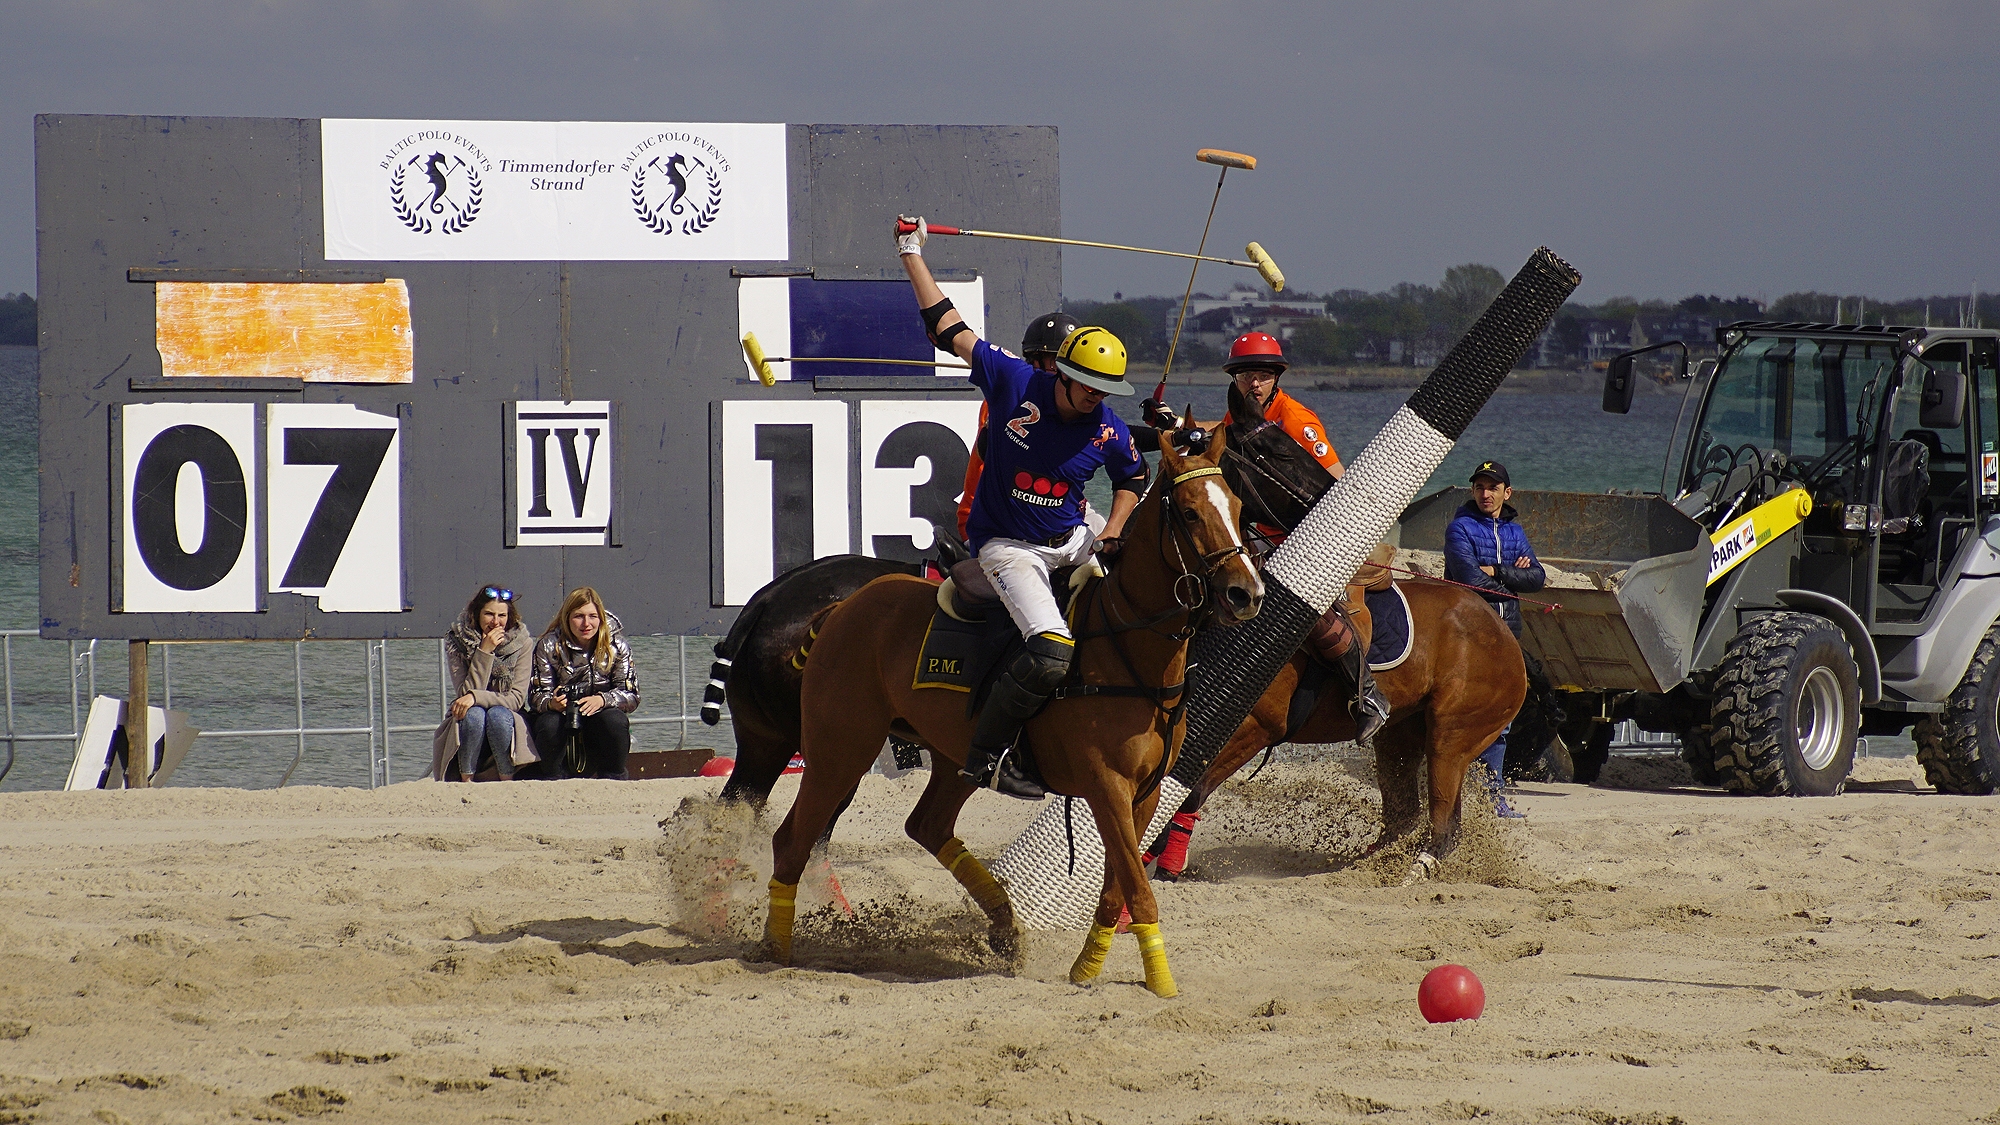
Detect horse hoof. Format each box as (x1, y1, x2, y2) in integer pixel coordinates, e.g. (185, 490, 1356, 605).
(752, 939, 792, 966)
(1397, 851, 1440, 887)
(988, 924, 1021, 960)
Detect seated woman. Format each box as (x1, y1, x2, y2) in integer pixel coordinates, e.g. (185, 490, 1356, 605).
(432, 584, 536, 781)
(527, 587, 640, 780)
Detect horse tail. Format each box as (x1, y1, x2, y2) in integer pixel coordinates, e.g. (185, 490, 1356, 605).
(703, 595, 771, 726)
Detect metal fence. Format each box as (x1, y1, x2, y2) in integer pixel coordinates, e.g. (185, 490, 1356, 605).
(0, 632, 724, 789)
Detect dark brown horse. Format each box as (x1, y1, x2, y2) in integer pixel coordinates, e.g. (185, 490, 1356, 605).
(760, 424, 1261, 997)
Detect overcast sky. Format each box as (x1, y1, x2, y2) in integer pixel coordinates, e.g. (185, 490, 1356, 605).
(2, 1, 1994, 304)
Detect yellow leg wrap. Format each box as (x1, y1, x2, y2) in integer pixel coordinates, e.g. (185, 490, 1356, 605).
(1069, 922, 1117, 984)
(936, 837, 1012, 920)
(1129, 922, 1177, 998)
(763, 879, 798, 964)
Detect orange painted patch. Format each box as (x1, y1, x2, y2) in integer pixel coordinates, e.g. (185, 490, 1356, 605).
(155, 281, 413, 383)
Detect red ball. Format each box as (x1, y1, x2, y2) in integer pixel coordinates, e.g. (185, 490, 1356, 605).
(1418, 964, 1485, 1023)
(698, 757, 735, 777)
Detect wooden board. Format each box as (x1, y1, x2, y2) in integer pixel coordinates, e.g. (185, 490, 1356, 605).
(155, 280, 413, 383)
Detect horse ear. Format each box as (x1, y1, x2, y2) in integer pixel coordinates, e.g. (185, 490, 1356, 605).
(1206, 416, 1228, 456)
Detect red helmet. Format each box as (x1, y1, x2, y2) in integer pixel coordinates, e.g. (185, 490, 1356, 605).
(1224, 331, 1288, 376)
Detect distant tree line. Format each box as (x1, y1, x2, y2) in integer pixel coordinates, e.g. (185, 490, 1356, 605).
(1069, 273, 1998, 370)
(0, 294, 32, 346)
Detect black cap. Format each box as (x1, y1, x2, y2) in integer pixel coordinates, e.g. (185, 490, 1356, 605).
(1469, 460, 1510, 486)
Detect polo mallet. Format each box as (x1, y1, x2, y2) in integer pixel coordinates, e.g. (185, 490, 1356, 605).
(1161, 149, 1263, 387)
(741, 332, 968, 386)
(892, 222, 1282, 291)
(988, 247, 1581, 929)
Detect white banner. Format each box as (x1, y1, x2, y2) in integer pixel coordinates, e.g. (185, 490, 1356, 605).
(322, 119, 789, 261)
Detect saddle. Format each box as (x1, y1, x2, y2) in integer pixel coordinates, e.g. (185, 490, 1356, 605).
(1303, 541, 1394, 666)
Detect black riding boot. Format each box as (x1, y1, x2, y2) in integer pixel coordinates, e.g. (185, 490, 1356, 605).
(1337, 643, 1392, 749)
(960, 673, 1051, 800)
(959, 632, 1072, 801)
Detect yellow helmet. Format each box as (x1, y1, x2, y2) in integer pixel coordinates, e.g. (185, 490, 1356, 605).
(1054, 326, 1135, 396)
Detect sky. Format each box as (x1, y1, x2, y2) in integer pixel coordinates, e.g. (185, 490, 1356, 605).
(2, 1, 1995, 304)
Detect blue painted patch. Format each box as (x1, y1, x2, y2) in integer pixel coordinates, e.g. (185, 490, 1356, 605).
(788, 278, 931, 380)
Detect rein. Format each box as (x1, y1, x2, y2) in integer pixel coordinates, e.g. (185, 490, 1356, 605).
(1223, 432, 1563, 614)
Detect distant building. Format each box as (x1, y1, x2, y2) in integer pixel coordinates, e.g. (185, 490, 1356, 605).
(1167, 286, 1333, 352)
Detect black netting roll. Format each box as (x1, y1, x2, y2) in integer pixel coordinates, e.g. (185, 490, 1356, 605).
(1168, 577, 1318, 788)
(1406, 246, 1581, 441)
(1167, 246, 1580, 789)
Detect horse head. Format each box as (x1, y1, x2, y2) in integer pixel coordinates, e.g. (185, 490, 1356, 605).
(1220, 381, 1334, 533)
(1156, 419, 1264, 625)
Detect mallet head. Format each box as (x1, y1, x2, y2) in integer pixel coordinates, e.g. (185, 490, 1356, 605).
(1246, 242, 1284, 292)
(741, 332, 777, 386)
(1196, 148, 1256, 171)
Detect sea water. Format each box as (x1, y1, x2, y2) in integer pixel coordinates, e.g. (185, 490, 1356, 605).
(0, 346, 1686, 790)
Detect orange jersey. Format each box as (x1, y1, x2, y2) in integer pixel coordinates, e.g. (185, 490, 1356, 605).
(956, 403, 989, 538)
(1222, 389, 1340, 471)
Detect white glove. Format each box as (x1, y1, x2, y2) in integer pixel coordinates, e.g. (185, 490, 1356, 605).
(896, 214, 927, 256)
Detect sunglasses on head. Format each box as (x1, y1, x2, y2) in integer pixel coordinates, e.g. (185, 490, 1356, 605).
(482, 587, 515, 602)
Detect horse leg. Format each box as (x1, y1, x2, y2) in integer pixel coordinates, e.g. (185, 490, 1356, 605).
(1156, 663, 1301, 878)
(1071, 779, 1177, 998)
(761, 717, 889, 965)
(1372, 717, 1427, 852)
(904, 766, 1018, 956)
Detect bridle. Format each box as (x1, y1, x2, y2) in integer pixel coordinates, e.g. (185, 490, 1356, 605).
(1055, 454, 1253, 808)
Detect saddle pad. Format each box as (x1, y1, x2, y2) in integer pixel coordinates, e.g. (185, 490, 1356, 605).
(913, 606, 988, 692)
(1366, 583, 1413, 672)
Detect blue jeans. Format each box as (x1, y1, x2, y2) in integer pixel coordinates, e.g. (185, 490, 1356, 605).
(1478, 726, 1509, 796)
(458, 704, 516, 779)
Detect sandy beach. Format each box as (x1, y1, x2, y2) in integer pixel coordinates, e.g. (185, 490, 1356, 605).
(2, 751, 1996, 1124)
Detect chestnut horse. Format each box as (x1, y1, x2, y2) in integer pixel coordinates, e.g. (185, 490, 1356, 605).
(1181, 385, 1524, 876)
(761, 425, 1261, 997)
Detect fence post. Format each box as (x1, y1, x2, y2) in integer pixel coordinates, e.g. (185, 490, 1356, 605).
(126, 640, 149, 789)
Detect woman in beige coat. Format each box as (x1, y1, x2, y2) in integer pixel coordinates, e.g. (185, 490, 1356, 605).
(432, 585, 537, 781)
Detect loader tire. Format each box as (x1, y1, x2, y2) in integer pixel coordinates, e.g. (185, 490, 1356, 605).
(1711, 613, 1858, 796)
(1678, 722, 1722, 786)
(1912, 623, 2000, 796)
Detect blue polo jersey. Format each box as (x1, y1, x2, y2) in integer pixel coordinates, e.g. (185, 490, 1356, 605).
(964, 340, 1146, 551)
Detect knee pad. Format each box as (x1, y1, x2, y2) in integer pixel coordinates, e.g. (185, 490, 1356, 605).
(1011, 631, 1074, 694)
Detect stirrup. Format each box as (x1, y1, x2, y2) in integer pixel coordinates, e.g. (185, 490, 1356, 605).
(962, 747, 1046, 801)
(1353, 686, 1391, 749)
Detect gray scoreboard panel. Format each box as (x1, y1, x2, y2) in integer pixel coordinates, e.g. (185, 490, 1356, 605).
(35, 115, 1058, 639)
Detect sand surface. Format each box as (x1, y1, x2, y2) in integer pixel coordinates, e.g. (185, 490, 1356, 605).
(2, 753, 1998, 1124)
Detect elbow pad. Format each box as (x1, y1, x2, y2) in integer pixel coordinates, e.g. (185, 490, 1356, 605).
(1113, 471, 1147, 495)
(919, 297, 956, 345)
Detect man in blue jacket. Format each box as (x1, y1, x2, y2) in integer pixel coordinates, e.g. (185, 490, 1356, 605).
(1444, 460, 1544, 816)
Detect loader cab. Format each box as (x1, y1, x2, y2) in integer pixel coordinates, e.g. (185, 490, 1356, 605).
(1641, 322, 2000, 631)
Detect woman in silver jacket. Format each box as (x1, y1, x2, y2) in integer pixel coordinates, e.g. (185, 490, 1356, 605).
(528, 586, 640, 779)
